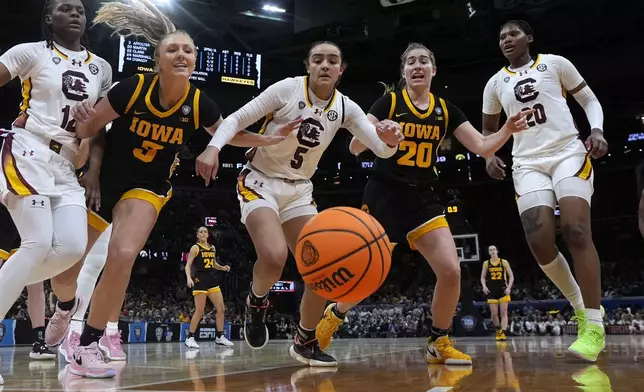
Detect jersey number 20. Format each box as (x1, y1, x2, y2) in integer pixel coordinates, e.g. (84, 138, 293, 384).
(397, 141, 433, 168)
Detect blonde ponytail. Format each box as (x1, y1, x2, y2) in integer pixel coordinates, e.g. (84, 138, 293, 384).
(93, 0, 176, 46)
(378, 81, 396, 96)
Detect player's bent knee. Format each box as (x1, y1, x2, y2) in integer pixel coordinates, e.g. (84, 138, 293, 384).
(435, 261, 460, 283)
(106, 243, 141, 269)
(257, 243, 289, 271)
(561, 221, 590, 248)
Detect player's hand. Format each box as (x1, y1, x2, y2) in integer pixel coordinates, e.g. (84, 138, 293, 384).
(79, 169, 101, 212)
(504, 287, 511, 296)
(71, 100, 96, 123)
(187, 278, 194, 288)
(276, 116, 303, 138)
(483, 286, 490, 295)
(504, 109, 535, 133)
(223, 265, 231, 272)
(585, 128, 608, 159)
(375, 119, 404, 147)
(195, 146, 220, 186)
(486, 156, 506, 180)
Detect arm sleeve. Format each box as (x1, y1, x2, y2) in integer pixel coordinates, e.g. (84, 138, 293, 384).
(482, 75, 503, 115)
(551, 55, 585, 91)
(367, 93, 393, 121)
(208, 77, 296, 149)
(344, 98, 397, 159)
(106, 75, 142, 115)
(198, 92, 222, 128)
(0, 42, 43, 80)
(98, 59, 113, 99)
(445, 100, 469, 134)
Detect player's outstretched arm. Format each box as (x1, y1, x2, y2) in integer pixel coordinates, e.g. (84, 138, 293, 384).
(454, 110, 533, 158)
(344, 100, 401, 158)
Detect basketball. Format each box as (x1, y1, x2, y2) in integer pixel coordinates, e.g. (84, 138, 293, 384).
(295, 207, 393, 303)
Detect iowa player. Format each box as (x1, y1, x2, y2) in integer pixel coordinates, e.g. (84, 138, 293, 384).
(44, 0, 291, 379)
(481, 245, 514, 341)
(196, 41, 404, 366)
(184, 227, 233, 349)
(482, 20, 607, 361)
(315, 43, 532, 365)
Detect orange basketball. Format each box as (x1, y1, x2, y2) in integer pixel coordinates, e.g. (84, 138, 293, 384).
(295, 206, 392, 303)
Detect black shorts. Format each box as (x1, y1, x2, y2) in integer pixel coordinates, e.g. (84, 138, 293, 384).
(192, 271, 221, 295)
(88, 179, 172, 232)
(487, 285, 510, 304)
(361, 176, 447, 250)
(0, 204, 20, 260)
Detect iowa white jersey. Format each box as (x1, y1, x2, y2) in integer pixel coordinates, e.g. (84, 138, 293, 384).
(483, 54, 584, 158)
(0, 41, 112, 152)
(247, 76, 348, 180)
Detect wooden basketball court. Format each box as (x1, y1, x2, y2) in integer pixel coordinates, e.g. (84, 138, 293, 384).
(0, 336, 641, 391)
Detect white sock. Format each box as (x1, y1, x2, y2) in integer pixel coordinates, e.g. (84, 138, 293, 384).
(586, 308, 604, 329)
(70, 319, 84, 334)
(106, 321, 119, 335)
(540, 252, 585, 311)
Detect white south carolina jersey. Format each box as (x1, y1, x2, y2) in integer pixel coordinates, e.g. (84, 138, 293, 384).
(0, 41, 112, 152)
(482, 54, 585, 158)
(212, 76, 396, 180)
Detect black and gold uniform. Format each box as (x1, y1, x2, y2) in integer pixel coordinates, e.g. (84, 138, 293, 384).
(192, 243, 221, 295)
(484, 258, 511, 304)
(88, 73, 220, 232)
(362, 89, 468, 249)
(0, 203, 20, 261)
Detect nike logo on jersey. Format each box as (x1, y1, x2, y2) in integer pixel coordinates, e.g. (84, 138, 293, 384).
(395, 113, 408, 118)
(134, 111, 147, 115)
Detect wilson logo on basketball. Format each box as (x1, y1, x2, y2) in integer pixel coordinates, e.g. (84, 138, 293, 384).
(300, 240, 319, 267)
(310, 267, 356, 293)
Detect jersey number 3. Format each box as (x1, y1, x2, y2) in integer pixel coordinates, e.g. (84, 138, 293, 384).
(134, 140, 164, 163)
(397, 141, 433, 168)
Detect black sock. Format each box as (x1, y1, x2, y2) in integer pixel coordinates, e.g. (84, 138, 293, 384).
(430, 327, 450, 342)
(33, 326, 45, 344)
(296, 325, 316, 344)
(188, 332, 194, 338)
(331, 304, 346, 320)
(80, 325, 104, 347)
(216, 331, 223, 338)
(57, 298, 76, 311)
(248, 283, 268, 306)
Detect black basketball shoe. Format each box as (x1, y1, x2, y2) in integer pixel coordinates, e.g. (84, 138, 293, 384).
(243, 295, 270, 349)
(29, 341, 56, 360)
(289, 335, 337, 367)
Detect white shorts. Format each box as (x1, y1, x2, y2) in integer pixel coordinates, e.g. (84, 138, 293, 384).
(512, 139, 593, 214)
(0, 131, 85, 210)
(236, 168, 317, 224)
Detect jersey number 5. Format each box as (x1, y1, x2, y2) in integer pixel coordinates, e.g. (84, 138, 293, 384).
(397, 141, 433, 168)
(290, 118, 324, 170)
(133, 140, 164, 163)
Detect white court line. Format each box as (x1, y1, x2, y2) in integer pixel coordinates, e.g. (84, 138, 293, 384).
(119, 346, 421, 390)
(426, 388, 453, 392)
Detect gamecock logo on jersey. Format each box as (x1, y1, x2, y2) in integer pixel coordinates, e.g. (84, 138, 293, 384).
(513, 78, 539, 103)
(300, 240, 319, 267)
(296, 118, 323, 148)
(62, 70, 90, 102)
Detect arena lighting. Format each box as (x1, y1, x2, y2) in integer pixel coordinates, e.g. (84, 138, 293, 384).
(262, 4, 286, 13)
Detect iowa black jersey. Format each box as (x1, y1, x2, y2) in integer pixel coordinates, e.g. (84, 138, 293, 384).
(368, 89, 468, 185)
(486, 259, 508, 289)
(193, 243, 217, 272)
(102, 73, 220, 187)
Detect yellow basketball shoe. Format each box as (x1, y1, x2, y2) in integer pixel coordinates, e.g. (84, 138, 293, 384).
(427, 336, 472, 365)
(316, 304, 344, 351)
(571, 365, 612, 391)
(427, 364, 473, 389)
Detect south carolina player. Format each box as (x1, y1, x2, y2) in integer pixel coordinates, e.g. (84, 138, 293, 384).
(482, 20, 607, 361)
(195, 41, 404, 366)
(314, 43, 531, 365)
(481, 245, 514, 341)
(44, 0, 294, 378)
(0, 0, 112, 359)
(185, 226, 234, 349)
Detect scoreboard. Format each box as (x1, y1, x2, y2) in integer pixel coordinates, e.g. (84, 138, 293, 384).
(117, 36, 262, 88)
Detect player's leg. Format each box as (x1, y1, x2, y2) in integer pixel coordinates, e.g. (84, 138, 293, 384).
(282, 210, 336, 367)
(207, 288, 233, 347)
(499, 297, 510, 340)
(412, 224, 471, 365)
(489, 301, 501, 339)
(72, 194, 161, 378)
(514, 166, 585, 314)
(553, 153, 604, 361)
(26, 282, 55, 360)
(237, 169, 288, 349)
(186, 292, 206, 349)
